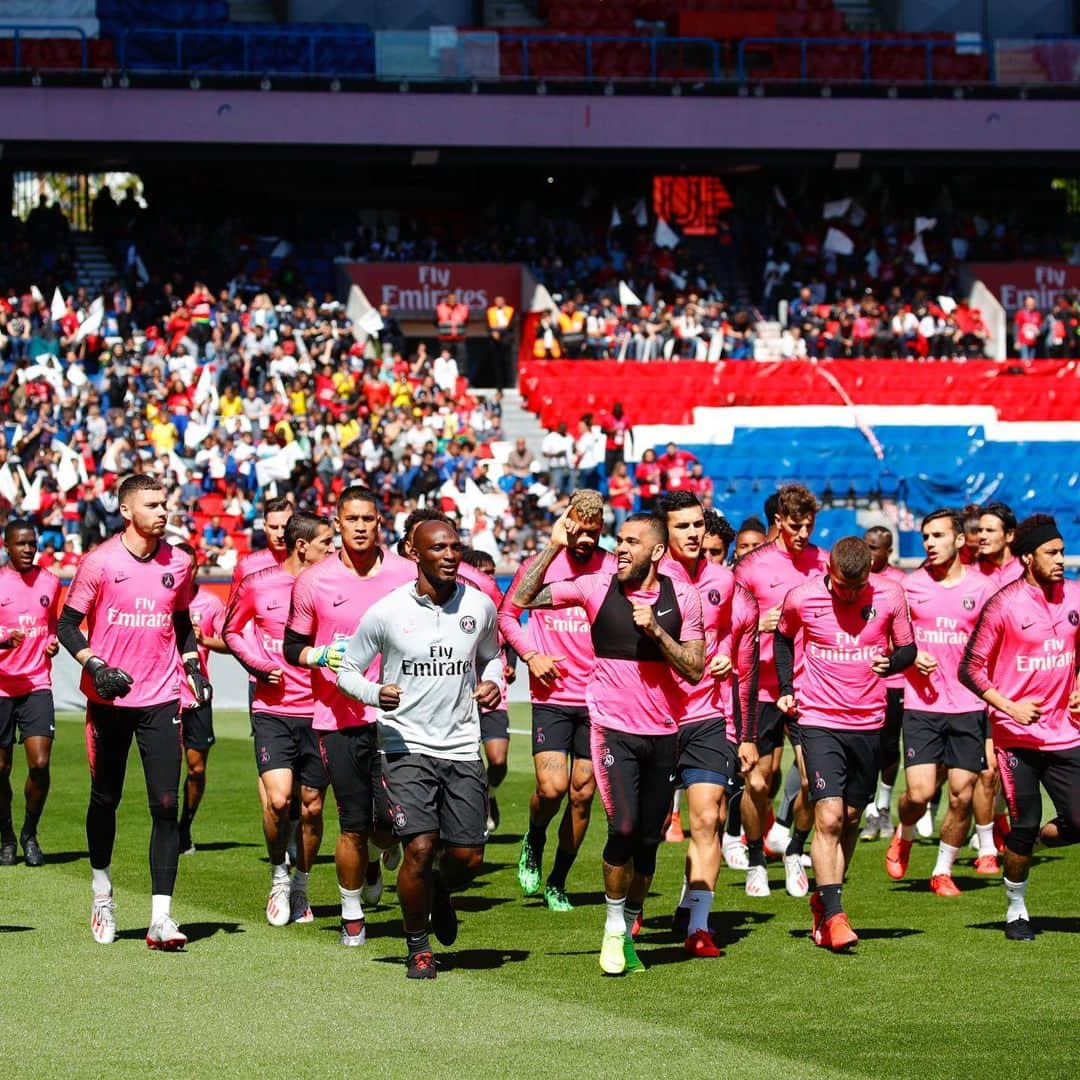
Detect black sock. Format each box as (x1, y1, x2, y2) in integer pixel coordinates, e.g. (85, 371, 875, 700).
(178, 807, 194, 833)
(406, 929, 431, 956)
(0, 813, 15, 842)
(725, 789, 743, 838)
(818, 884, 843, 920)
(526, 822, 547, 863)
(747, 838, 766, 868)
(786, 828, 810, 857)
(546, 847, 576, 891)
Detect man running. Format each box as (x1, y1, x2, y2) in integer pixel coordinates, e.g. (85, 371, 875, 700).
(499, 489, 611, 911)
(223, 512, 334, 928)
(860, 526, 906, 840)
(173, 542, 227, 856)
(959, 514, 1080, 940)
(337, 519, 504, 979)
(233, 495, 293, 584)
(733, 484, 829, 897)
(513, 512, 704, 975)
(776, 536, 915, 951)
(0, 519, 61, 867)
(284, 487, 415, 943)
(58, 475, 211, 949)
(659, 492, 761, 956)
(884, 510, 992, 893)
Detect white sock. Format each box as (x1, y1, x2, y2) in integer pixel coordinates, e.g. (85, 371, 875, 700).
(340, 886, 364, 921)
(975, 823, 997, 857)
(877, 783, 893, 813)
(271, 862, 290, 884)
(676, 876, 690, 910)
(865, 800, 877, 818)
(1004, 877, 1029, 922)
(91, 865, 111, 895)
(900, 823, 916, 841)
(623, 904, 642, 938)
(687, 889, 713, 935)
(932, 841, 959, 877)
(151, 894, 171, 923)
(292, 869, 309, 891)
(604, 894, 625, 934)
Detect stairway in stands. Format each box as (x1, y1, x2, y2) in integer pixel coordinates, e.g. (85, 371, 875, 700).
(498, 387, 547, 453)
(71, 231, 120, 292)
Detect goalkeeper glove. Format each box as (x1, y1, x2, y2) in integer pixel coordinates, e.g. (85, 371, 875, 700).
(86, 657, 133, 701)
(310, 641, 347, 671)
(184, 657, 212, 705)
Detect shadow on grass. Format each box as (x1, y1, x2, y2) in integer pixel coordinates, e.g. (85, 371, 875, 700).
(187, 841, 260, 853)
(889, 877, 999, 894)
(317, 915, 400, 938)
(36, 850, 87, 865)
(787, 926, 923, 942)
(374, 949, 529, 971)
(968, 916, 1080, 935)
(0, 924, 33, 932)
(638, 909, 775, 950)
(453, 894, 515, 913)
(116, 921, 245, 944)
(484, 834, 522, 846)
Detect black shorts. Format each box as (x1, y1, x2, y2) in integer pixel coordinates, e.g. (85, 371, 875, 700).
(251, 711, 328, 790)
(997, 744, 1080, 847)
(591, 724, 677, 847)
(757, 701, 787, 754)
(181, 701, 215, 752)
(0, 690, 55, 748)
(318, 724, 389, 834)
(532, 703, 591, 760)
(903, 709, 986, 774)
(676, 717, 736, 788)
(381, 753, 488, 847)
(801, 726, 880, 807)
(880, 687, 904, 763)
(480, 708, 509, 743)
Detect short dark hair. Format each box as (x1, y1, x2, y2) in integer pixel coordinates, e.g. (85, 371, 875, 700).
(623, 512, 668, 547)
(403, 506, 452, 541)
(339, 484, 379, 511)
(980, 501, 1017, 533)
(657, 490, 701, 519)
(461, 548, 495, 571)
(118, 473, 164, 504)
(864, 525, 893, 548)
(703, 510, 735, 547)
(285, 512, 330, 553)
(961, 503, 982, 530)
(763, 493, 780, 523)
(921, 508, 963, 535)
(737, 516, 767, 536)
(830, 536, 872, 580)
(3, 517, 36, 543)
(264, 495, 292, 516)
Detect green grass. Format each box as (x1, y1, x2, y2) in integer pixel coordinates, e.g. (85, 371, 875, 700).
(4, 705, 1080, 1078)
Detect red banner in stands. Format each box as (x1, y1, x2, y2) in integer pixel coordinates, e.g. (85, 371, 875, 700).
(343, 262, 522, 316)
(968, 261, 1080, 311)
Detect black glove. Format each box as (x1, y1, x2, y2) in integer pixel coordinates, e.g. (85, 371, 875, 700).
(184, 658, 212, 706)
(86, 656, 133, 701)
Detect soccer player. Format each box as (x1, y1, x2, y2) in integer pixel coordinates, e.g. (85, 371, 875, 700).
(976, 503, 1020, 587)
(284, 487, 415, 943)
(233, 495, 294, 584)
(513, 512, 704, 975)
(775, 536, 915, 951)
(337, 519, 504, 980)
(659, 492, 761, 956)
(733, 483, 829, 898)
(860, 526, 907, 840)
(0, 519, 61, 867)
(702, 509, 736, 565)
(499, 489, 611, 911)
(959, 504, 982, 565)
(959, 514, 1080, 941)
(733, 518, 767, 561)
(58, 475, 212, 949)
(884, 510, 992, 893)
(223, 512, 334, 928)
(172, 542, 227, 856)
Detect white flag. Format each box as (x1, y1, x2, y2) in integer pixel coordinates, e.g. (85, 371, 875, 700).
(358, 307, 384, 335)
(654, 218, 680, 249)
(0, 464, 18, 506)
(75, 297, 104, 343)
(823, 227, 854, 256)
(610, 205, 622, 230)
(937, 295, 957, 314)
(30, 285, 43, 303)
(823, 198, 852, 220)
(669, 271, 687, 290)
(915, 216, 937, 234)
(908, 235, 929, 266)
(21, 475, 42, 513)
(193, 363, 217, 408)
(632, 199, 648, 227)
(618, 280, 641, 307)
(51, 288, 66, 322)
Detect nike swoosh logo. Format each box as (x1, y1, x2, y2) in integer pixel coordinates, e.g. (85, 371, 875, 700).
(332, 598, 348, 607)
(267, 602, 282, 610)
(0, 599, 10, 606)
(1021, 620, 1035, 629)
(114, 574, 129, 583)
(916, 597, 930, 604)
(668, 774, 677, 782)
(768, 580, 784, 589)
(172, 716, 181, 725)
(657, 608, 673, 617)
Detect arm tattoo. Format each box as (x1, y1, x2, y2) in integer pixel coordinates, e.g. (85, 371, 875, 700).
(511, 545, 561, 608)
(653, 629, 705, 683)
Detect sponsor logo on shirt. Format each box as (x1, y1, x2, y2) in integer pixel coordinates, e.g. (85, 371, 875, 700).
(332, 596, 348, 607)
(266, 601, 282, 611)
(106, 597, 171, 628)
(114, 572, 130, 583)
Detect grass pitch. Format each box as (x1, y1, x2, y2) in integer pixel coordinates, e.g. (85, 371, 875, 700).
(3, 706, 1080, 1079)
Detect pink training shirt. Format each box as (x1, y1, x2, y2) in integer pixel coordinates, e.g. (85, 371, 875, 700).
(778, 576, 913, 732)
(499, 548, 614, 707)
(723, 583, 761, 744)
(66, 535, 195, 709)
(735, 539, 829, 702)
(976, 555, 1022, 590)
(179, 586, 225, 710)
(548, 569, 703, 736)
(287, 549, 416, 731)
(230, 547, 281, 588)
(224, 564, 311, 717)
(0, 565, 61, 696)
(959, 577, 1080, 752)
(904, 565, 990, 715)
(873, 565, 908, 689)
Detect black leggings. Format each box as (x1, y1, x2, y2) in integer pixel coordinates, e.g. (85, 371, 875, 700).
(86, 700, 182, 894)
(997, 743, 1080, 857)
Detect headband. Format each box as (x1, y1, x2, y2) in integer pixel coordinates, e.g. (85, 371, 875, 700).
(1013, 520, 1062, 557)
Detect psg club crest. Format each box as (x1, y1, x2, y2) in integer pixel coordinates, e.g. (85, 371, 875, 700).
(39, 594, 49, 606)
(459, 615, 477, 634)
(707, 589, 722, 606)
(393, 809, 408, 830)
(963, 597, 976, 610)
(258, 746, 270, 766)
(1070, 611, 1079, 626)
(161, 573, 175, 589)
(601, 752, 615, 768)
(861, 605, 876, 621)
